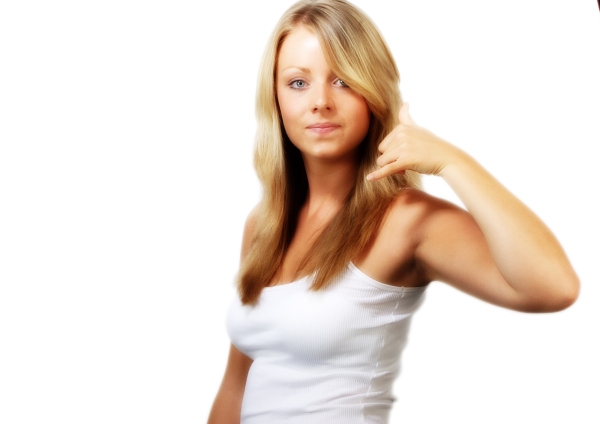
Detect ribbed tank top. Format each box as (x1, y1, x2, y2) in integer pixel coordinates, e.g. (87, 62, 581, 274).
(226, 263, 427, 424)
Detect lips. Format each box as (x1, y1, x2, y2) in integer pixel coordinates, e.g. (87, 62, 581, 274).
(308, 122, 339, 129)
(307, 122, 340, 134)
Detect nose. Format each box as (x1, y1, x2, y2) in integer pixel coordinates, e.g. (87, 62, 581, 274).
(312, 83, 333, 111)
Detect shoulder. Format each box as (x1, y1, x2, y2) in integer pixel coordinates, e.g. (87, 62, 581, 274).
(384, 188, 469, 235)
(383, 188, 480, 270)
(355, 188, 470, 286)
(243, 203, 261, 233)
(240, 203, 262, 261)
(389, 189, 498, 288)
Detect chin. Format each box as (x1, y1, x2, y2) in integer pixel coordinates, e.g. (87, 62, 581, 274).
(307, 148, 360, 163)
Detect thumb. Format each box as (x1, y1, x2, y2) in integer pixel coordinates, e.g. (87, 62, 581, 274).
(398, 102, 416, 126)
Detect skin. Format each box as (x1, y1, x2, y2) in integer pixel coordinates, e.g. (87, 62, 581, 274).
(208, 24, 580, 424)
(277, 26, 371, 166)
(271, 25, 372, 284)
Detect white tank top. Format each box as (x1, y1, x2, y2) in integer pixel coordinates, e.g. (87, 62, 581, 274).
(226, 263, 427, 424)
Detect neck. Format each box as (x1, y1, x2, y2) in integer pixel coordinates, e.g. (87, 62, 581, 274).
(301, 155, 359, 216)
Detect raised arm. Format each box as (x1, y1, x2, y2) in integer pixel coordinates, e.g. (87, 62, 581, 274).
(367, 104, 579, 312)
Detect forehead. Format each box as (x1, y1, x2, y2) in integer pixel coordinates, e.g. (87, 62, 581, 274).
(277, 25, 328, 73)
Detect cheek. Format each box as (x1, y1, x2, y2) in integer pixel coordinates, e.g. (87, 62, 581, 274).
(278, 98, 304, 141)
(279, 105, 294, 127)
(350, 99, 371, 137)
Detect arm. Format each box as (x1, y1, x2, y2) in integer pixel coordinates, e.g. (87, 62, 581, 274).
(207, 344, 253, 424)
(368, 104, 579, 312)
(207, 208, 259, 423)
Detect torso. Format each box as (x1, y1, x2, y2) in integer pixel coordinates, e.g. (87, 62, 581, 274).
(228, 261, 427, 424)
(268, 203, 331, 286)
(269, 189, 432, 289)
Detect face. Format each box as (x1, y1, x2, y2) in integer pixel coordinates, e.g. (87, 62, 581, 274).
(276, 25, 371, 164)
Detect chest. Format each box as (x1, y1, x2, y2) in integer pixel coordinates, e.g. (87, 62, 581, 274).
(227, 268, 426, 366)
(273, 223, 422, 289)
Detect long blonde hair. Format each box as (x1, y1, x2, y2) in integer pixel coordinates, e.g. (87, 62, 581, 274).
(238, 0, 420, 305)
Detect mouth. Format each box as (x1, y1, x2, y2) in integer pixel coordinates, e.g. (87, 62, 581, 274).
(307, 122, 340, 134)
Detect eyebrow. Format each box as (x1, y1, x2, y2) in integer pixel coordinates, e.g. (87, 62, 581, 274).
(279, 66, 311, 73)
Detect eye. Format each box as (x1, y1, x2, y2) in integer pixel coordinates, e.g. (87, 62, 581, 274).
(336, 79, 349, 87)
(289, 79, 307, 89)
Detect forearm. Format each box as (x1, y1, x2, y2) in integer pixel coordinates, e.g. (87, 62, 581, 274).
(207, 386, 243, 424)
(440, 152, 579, 310)
(207, 344, 252, 424)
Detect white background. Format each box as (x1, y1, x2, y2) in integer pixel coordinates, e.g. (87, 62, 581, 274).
(1, 0, 598, 423)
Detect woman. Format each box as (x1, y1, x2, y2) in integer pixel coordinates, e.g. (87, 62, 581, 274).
(208, 0, 579, 422)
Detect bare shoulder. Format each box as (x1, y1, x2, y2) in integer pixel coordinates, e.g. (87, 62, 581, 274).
(393, 189, 515, 306)
(385, 188, 469, 233)
(372, 189, 576, 311)
(388, 187, 456, 213)
(387, 188, 481, 253)
(355, 188, 469, 287)
(243, 203, 261, 233)
(383, 188, 479, 283)
(240, 203, 262, 261)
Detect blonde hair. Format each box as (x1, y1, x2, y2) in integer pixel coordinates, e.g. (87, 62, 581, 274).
(238, 0, 420, 305)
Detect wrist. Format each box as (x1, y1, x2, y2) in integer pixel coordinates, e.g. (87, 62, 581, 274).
(438, 148, 474, 179)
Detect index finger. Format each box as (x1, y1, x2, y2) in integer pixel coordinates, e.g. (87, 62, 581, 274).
(377, 124, 401, 153)
(366, 163, 406, 182)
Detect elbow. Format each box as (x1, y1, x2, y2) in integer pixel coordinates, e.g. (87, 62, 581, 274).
(527, 274, 580, 313)
(554, 274, 580, 311)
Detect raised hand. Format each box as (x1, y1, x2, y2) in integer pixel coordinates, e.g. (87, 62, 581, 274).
(365, 104, 578, 312)
(366, 103, 465, 181)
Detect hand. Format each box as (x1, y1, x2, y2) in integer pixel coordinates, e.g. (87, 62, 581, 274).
(366, 103, 464, 181)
